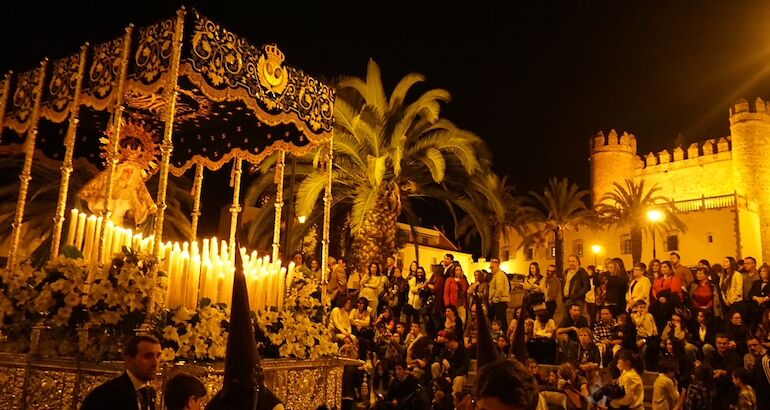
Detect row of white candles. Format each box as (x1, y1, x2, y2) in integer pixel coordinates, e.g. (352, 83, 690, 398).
(64, 209, 295, 312)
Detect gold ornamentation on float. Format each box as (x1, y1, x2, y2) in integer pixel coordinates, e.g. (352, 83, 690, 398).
(82, 36, 124, 109)
(4, 67, 44, 134)
(100, 118, 160, 179)
(123, 88, 212, 123)
(133, 18, 175, 84)
(190, 12, 243, 87)
(25, 368, 77, 410)
(40, 52, 81, 123)
(257, 44, 288, 95)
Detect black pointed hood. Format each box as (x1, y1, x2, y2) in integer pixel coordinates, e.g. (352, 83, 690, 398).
(206, 243, 280, 410)
(475, 295, 498, 368)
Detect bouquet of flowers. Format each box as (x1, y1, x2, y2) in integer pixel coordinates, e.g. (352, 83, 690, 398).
(256, 275, 337, 360)
(159, 300, 229, 362)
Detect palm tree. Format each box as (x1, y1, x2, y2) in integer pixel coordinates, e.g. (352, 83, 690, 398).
(455, 173, 523, 259)
(0, 147, 193, 264)
(518, 178, 591, 274)
(244, 60, 502, 269)
(595, 179, 685, 266)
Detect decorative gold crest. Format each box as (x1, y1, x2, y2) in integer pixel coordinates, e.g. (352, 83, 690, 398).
(257, 44, 288, 95)
(100, 118, 160, 180)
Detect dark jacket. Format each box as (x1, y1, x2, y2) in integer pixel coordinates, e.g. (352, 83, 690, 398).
(80, 372, 142, 410)
(562, 267, 590, 302)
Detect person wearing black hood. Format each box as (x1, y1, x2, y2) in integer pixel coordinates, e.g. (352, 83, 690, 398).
(205, 244, 283, 410)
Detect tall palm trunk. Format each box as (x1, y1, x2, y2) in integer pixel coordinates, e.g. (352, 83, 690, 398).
(351, 187, 399, 270)
(555, 227, 565, 275)
(630, 226, 643, 266)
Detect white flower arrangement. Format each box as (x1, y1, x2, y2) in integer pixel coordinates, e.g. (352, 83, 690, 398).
(256, 275, 338, 360)
(160, 302, 229, 362)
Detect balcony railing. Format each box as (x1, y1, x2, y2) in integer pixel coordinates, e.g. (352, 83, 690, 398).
(673, 193, 737, 212)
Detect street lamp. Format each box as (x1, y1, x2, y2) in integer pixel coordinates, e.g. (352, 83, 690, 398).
(647, 209, 665, 259)
(591, 244, 602, 266)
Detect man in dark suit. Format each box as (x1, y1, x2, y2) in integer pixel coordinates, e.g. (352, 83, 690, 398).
(81, 334, 162, 410)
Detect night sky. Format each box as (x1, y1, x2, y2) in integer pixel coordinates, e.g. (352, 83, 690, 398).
(3, 1, 770, 252)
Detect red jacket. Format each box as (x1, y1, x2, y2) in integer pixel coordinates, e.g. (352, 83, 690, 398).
(444, 275, 469, 308)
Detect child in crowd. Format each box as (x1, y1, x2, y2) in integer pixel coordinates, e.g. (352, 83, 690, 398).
(733, 367, 757, 410)
(490, 319, 504, 342)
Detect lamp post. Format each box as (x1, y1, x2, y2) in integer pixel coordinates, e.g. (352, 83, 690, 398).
(591, 244, 601, 266)
(647, 209, 665, 259)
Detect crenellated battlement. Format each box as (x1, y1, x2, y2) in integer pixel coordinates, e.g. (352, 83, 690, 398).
(639, 136, 731, 169)
(729, 97, 770, 117)
(591, 129, 637, 154)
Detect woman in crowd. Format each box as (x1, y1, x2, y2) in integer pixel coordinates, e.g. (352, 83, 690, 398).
(689, 267, 716, 314)
(408, 260, 418, 279)
(720, 256, 743, 313)
(443, 304, 463, 338)
(689, 310, 716, 357)
(627, 262, 652, 313)
(747, 263, 770, 330)
(610, 350, 645, 410)
(361, 262, 387, 317)
(725, 310, 751, 357)
(523, 262, 546, 318)
(647, 258, 662, 283)
(653, 261, 683, 332)
(406, 266, 427, 327)
(443, 264, 469, 324)
(331, 297, 355, 343)
(467, 269, 489, 309)
(604, 258, 629, 316)
(375, 306, 396, 333)
(529, 307, 557, 364)
(661, 337, 693, 390)
(585, 265, 601, 326)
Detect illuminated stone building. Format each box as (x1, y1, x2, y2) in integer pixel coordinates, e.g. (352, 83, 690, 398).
(500, 97, 770, 272)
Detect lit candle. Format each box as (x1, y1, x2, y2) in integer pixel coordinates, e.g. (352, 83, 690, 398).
(92, 216, 103, 262)
(74, 212, 87, 251)
(188, 254, 201, 309)
(65, 208, 78, 248)
(277, 267, 286, 310)
(82, 215, 96, 261)
(216, 264, 226, 305)
(102, 221, 114, 264)
(178, 250, 190, 308)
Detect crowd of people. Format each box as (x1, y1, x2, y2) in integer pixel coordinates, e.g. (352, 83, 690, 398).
(322, 250, 770, 410)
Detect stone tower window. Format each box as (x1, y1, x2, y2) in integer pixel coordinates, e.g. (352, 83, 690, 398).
(666, 234, 679, 252)
(620, 235, 632, 255)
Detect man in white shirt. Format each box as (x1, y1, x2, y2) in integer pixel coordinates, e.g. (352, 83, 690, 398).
(487, 258, 511, 333)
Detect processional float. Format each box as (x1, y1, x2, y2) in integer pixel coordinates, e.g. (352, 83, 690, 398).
(0, 8, 347, 409)
(1, 8, 335, 303)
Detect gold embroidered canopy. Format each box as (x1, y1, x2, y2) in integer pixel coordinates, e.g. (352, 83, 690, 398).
(0, 7, 335, 280)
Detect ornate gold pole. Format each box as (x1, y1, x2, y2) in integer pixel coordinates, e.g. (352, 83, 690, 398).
(321, 137, 333, 286)
(96, 25, 134, 264)
(229, 157, 243, 258)
(141, 8, 186, 320)
(189, 163, 204, 242)
(151, 8, 186, 259)
(7, 60, 48, 269)
(50, 44, 89, 260)
(272, 150, 286, 261)
(0, 71, 12, 137)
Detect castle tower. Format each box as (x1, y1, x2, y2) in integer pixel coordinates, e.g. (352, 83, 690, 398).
(729, 97, 770, 261)
(589, 130, 637, 207)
